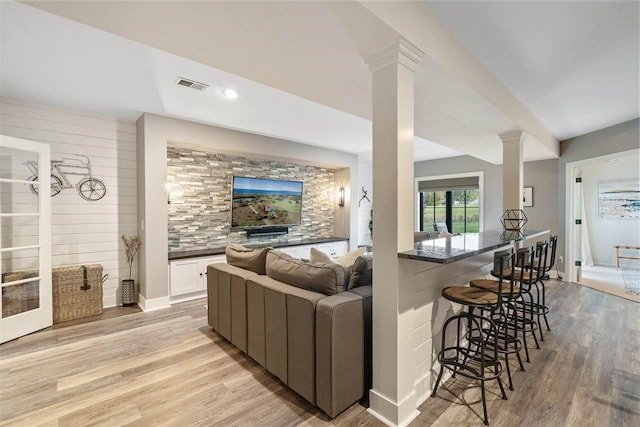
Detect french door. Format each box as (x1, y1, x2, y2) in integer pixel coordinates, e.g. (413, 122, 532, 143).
(0, 135, 52, 344)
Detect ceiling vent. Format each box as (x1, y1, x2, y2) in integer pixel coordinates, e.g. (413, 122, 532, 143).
(176, 78, 209, 92)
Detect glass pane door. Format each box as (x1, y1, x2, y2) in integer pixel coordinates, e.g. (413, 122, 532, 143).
(0, 136, 52, 343)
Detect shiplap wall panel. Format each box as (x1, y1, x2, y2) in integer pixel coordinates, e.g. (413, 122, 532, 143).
(0, 127, 136, 160)
(0, 113, 137, 143)
(0, 98, 137, 308)
(0, 102, 137, 133)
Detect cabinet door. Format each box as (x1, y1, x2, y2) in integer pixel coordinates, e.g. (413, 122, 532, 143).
(201, 255, 226, 284)
(297, 245, 312, 260)
(331, 241, 348, 257)
(279, 247, 300, 258)
(315, 243, 333, 258)
(170, 259, 204, 296)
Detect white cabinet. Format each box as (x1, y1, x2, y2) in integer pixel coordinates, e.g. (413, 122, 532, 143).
(169, 255, 225, 300)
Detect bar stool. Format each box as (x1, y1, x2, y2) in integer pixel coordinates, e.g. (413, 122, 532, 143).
(469, 250, 527, 391)
(431, 255, 511, 426)
(540, 234, 559, 281)
(472, 247, 540, 364)
(528, 241, 549, 340)
(490, 242, 549, 341)
(537, 235, 557, 332)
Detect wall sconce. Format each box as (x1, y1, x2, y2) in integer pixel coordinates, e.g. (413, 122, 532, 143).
(166, 182, 171, 205)
(338, 187, 345, 207)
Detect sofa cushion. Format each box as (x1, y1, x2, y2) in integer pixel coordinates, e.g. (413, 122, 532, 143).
(225, 243, 269, 275)
(266, 250, 344, 295)
(348, 255, 373, 290)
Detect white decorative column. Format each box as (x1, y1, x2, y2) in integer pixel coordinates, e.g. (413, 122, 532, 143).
(500, 130, 526, 212)
(366, 39, 424, 426)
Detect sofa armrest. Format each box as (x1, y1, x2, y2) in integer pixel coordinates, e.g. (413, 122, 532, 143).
(207, 263, 257, 353)
(315, 288, 371, 418)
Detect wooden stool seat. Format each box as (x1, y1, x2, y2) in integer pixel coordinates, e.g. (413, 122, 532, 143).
(470, 279, 521, 294)
(442, 285, 498, 306)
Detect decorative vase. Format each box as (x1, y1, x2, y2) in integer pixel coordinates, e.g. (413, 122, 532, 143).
(121, 279, 136, 307)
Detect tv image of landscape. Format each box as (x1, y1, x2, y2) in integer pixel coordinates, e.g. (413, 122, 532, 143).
(232, 177, 303, 227)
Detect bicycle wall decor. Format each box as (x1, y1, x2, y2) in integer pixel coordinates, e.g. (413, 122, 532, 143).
(25, 154, 107, 201)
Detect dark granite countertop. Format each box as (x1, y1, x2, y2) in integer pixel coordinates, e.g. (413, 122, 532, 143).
(168, 237, 349, 261)
(398, 229, 548, 264)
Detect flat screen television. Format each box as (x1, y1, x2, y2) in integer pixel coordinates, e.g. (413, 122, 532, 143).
(231, 176, 303, 228)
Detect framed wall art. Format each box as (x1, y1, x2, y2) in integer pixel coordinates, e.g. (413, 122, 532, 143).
(598, 180, 640, 219)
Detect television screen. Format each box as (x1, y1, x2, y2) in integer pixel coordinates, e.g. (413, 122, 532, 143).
(231, 176, 303, 228)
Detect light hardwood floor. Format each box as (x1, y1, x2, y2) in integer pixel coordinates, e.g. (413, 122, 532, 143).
(1, 279, 638, 426)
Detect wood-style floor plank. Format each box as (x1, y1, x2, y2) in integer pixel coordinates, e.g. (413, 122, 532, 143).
(1, 279, 638, 426)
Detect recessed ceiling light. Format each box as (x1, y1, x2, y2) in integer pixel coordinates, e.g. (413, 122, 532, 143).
(221, 88, 239, 99)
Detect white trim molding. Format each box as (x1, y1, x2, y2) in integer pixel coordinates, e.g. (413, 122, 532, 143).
(137, 293, 171, 312)
(367, 388, 420, 427)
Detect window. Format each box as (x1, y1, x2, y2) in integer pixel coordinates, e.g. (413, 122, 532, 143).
(417, 174, 482, 234)
(419, 189, 479, 233)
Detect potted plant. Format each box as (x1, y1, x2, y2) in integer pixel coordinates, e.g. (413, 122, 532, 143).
(121, 235, 141, 307)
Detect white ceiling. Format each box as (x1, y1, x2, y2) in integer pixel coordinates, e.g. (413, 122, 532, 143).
(2, 1, 636, 165)
(428, 1, 639, 141)
(1, 0, 464, 162)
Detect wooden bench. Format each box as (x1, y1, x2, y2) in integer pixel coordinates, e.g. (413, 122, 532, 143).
(615, 245, 640, 268)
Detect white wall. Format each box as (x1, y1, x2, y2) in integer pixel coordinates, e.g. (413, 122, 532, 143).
(0, 98, 137, 307)
(357, 152, 373, 246)
(581, 153, 640, 266)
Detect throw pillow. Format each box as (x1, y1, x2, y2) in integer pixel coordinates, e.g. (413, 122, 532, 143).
(266, 250, 345, 295)
(309, 247, 332, 264)
(334, 247, 366, 270)
(225, 243, 270, 275)
(348, 255, 373, 290)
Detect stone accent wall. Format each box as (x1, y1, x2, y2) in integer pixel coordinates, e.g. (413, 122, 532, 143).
(167, 146, 337, 252)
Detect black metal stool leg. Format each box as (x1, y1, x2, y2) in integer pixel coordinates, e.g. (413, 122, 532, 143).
(504, 352, 513, 391)
(534, 284, 544, 342)
(431, 364, 445, 396)
(481, 380, 489, 426)
(496, 375, 508, 400)
(540, 282, 551, 331)
(516, 348, 525, 372)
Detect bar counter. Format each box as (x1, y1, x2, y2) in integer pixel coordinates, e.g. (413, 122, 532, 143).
(390, 228, 550, 415)
(398, 229, 548, 264)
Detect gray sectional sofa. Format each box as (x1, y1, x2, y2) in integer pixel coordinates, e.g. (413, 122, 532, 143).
(207, 246, 372, 418)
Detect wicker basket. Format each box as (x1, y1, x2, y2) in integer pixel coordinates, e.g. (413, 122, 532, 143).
(1, 271, 40, 318)
(52, 264, 104, 323)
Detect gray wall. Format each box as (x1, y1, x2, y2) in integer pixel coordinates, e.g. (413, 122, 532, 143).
(523, 159, 559, 234)
(414, 155, 503, 231)
(167, 146, 338, 251)
(557, 118, 640, 272)
(414, 155, 559, 234)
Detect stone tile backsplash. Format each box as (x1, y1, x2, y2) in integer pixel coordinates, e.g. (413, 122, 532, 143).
(167, 146, 337, 252)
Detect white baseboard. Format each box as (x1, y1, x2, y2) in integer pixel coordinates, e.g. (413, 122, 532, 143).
(138, 293, 171, 312)
(367, 389, 420, 427)
(103, 294, 117, 308)
(169, 292, 207, 305)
